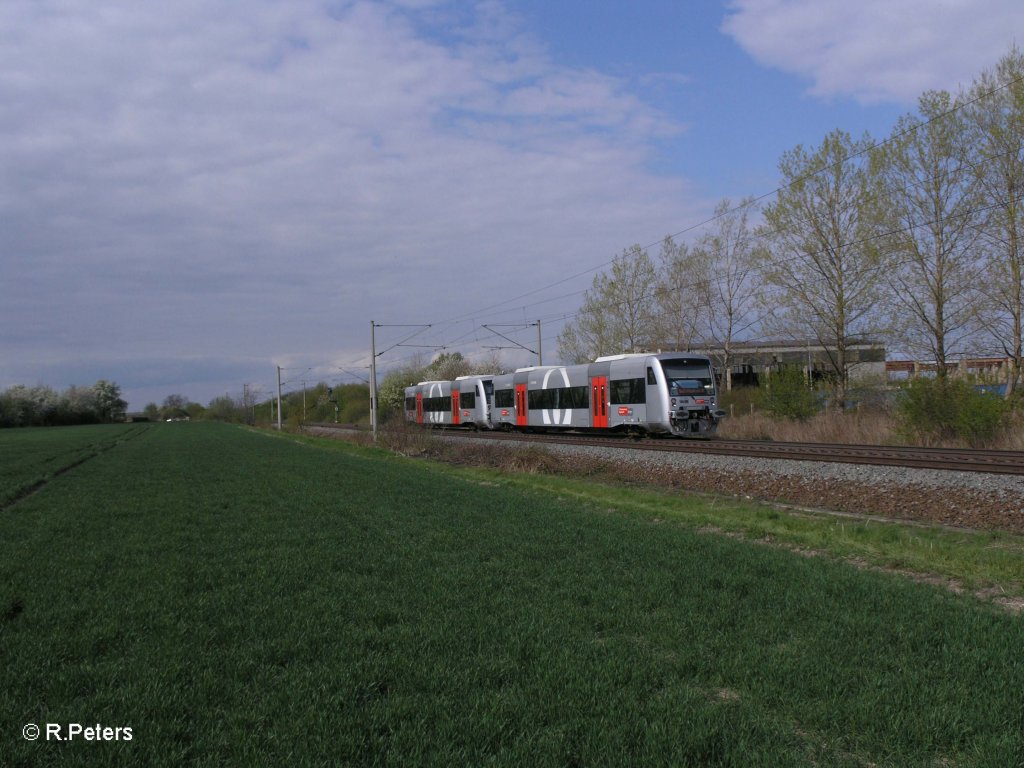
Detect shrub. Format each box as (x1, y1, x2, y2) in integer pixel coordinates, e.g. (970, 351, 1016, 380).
(897, 376, 1011, 446)
(718, 385, 760, 418)
(758, 365, 819, 421)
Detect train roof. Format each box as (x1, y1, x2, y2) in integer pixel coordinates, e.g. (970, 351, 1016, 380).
(593, 353, 651, 362)
(594, 352, 712, 363)
(512, 365, 561, 373)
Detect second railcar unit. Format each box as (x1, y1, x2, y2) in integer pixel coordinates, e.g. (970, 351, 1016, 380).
(404, 375, 494, 429)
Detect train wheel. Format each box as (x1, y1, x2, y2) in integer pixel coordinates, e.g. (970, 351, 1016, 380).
(626, 426, 646, 440)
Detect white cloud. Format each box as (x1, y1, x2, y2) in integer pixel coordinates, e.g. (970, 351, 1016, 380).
(722, 0, 1024, 104)
(0, 0, 703, 406)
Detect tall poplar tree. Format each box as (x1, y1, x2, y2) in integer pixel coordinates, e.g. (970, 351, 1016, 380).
(758, 130, 881, 407)
(557, 245, 658, 363)
(652, 236, 707, 353)
(968, 48, 1024, 396)
(694, 198, 761, 390)
(871, 90, 983, 376)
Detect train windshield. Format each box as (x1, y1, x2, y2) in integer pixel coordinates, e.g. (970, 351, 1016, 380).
(660, 359, 714, 396)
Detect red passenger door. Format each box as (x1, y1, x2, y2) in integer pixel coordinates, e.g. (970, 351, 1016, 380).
(515, 384, 528, 427)
(416, 392, 423, 425)
(451, 391, 461, 425)
(591, 376, 608, 428)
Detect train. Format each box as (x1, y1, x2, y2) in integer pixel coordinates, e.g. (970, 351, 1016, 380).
(404, 352, 726, 437)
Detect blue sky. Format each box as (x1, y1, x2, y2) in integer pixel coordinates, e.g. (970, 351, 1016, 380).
(1, 0, 1021, 409)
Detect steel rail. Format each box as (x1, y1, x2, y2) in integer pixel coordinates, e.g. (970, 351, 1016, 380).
(306, 424, 1024, 476)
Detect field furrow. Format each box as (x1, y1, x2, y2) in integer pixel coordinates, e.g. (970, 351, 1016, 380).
(0, 424, 149, 508)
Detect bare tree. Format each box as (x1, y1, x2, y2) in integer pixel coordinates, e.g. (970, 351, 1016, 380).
(652, 236, 707, 353)
(162, 393, 190, 411)
(473, 349, 506, 375)
(968, 48, 1024, 396)
(242, 385, 262, 425)
(694, 198, 762, 390)
(426, 352, 473, 381)
(871, 90, 984, 377)
(557, 245, 659, 362)
(758, 129, 882, 407)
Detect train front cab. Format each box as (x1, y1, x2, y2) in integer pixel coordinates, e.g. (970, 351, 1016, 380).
(592, 353, 724, 437)
(650, 353, 724, 436)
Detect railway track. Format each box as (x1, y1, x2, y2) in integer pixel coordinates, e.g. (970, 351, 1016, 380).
(308, 423, 1024, 475)
(461, 433, 1024, 475)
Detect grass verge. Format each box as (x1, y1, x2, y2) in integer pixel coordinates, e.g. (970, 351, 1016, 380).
(309, 423, 1024, 608)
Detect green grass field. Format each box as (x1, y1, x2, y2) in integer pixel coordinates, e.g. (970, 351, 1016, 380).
(0, 423, 145, 507)
(1, 422, 1022, 766)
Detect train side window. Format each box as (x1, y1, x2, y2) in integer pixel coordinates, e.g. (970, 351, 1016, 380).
(565, 385, 589, 409)
(528, 389, 553, 410)
(610, 378, 646, 404)
(647, 367, 656, 385)
(526, 386, 588, 410)
(425, 396, 448, 412)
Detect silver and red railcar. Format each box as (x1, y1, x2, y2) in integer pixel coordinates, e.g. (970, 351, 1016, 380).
(405, 352, 724, 437)
(404, 375, 494, 430)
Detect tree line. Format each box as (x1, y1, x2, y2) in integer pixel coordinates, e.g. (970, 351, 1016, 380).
(136, 383, 372, 426)
(558, 48, 1024, 405)
(0, 381, 127, 427)
(0, 382, 374, 429)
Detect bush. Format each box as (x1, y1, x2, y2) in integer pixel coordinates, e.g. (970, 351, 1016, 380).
(758, 366, 819, 421)
(897, 376, 1011, 446)
(718, 385, 760, 418)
